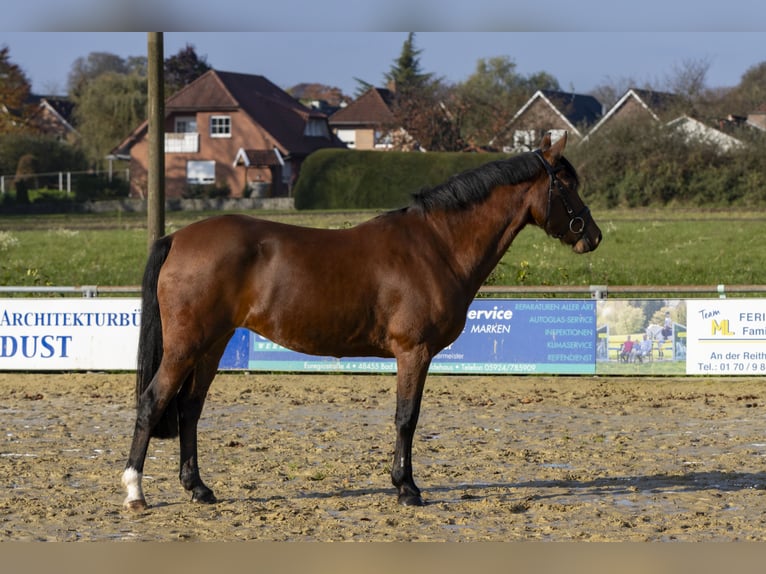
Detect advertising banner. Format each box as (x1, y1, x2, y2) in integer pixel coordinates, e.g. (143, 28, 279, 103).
(239, 299, 597, 375)
(686, 299, 766, 375)
(5, 296, 763, 376)
(0, 298, 141, 370)
(0, 297, 596, 374)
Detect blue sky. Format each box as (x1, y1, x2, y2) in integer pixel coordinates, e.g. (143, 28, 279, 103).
(2, 32, 765, 99)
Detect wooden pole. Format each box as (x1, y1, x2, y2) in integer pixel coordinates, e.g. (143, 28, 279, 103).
(147, 32, 165, 251)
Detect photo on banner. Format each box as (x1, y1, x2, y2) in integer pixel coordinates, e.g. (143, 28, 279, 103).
(596, 298, 687, 375)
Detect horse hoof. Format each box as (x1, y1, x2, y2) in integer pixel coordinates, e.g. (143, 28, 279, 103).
(398, 493, 425, 507)
(191, 488, 217, 504)
(123, 498, 148, 512)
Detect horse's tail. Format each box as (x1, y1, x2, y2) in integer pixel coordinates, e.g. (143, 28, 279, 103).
(136, 234, 178, 439)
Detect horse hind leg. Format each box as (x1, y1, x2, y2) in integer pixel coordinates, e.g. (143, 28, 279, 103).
(123, 359, 194, 510)
(177, 337, 231, 504)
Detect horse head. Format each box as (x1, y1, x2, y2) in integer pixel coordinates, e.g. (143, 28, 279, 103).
(531, 132, 602, 254)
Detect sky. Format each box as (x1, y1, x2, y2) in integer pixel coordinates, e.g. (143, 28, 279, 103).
(2, 32, 765, 100)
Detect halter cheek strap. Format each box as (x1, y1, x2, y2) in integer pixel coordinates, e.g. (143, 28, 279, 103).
(532, 149, 590, 239)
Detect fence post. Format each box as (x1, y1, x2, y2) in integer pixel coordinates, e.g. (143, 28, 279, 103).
(67, 172, 71, 195)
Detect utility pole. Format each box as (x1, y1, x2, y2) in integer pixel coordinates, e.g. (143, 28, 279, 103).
(147, 32, 165, 251)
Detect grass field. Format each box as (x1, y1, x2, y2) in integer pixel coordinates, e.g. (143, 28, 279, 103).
(1, 207, 765, 291)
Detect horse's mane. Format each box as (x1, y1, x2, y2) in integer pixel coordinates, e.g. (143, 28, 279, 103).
(410, 152, 544, 212)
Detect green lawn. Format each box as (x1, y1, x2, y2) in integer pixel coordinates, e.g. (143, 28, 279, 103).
(0, 207, 764, 291)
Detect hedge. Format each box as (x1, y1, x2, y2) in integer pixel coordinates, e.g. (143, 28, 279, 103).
(293, 148, 510, 210)
(295, 125, 766, 210)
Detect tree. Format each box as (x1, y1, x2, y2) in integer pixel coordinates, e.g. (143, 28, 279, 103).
(288, 82, 350, 108)
(453, 56, 559, 148)
(164, 44, 211, 96)
(66, 51, 149, 169)
(73, 72, 147, 169)
(352, 77, 374, 98)
(381, 33, 463, 151)
(384, 33, 432, 95)
(724, 61, 766, 116)
(67, 52, 135, 99)
(0, 46, 33, 134)
(665, 57, 711, 101)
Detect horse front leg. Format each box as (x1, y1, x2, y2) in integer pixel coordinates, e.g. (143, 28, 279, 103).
(391, 347, 431, 506)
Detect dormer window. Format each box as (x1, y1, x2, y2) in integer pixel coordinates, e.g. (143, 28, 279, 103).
(210, 115, 231, 138)
(304, 117, 329, 138)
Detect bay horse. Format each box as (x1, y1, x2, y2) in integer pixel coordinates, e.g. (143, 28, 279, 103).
(122, 132, 601, 510)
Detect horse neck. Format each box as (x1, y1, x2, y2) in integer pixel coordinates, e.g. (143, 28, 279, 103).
(425, 183, 531, 292)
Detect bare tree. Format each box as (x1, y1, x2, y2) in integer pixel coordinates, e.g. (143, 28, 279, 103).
(664, 57, 711, 102)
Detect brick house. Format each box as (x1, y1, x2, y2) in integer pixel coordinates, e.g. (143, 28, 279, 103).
(112, 69, 345, 199)
(328, 87, 400, 150)
(500, 89, 603, 152)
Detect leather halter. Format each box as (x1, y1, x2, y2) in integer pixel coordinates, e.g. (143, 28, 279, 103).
(533, 149, 590, 240)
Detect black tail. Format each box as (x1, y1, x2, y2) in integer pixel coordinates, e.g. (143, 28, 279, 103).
(136, 235, 178, 439)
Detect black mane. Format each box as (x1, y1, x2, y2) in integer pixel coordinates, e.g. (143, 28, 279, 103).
(411, 152, 544, 212)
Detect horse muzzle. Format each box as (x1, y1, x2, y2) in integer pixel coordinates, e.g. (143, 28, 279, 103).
(572, 227, 602, 254)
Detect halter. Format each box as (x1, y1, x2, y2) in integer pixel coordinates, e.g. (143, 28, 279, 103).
(533, 149, 590, 240)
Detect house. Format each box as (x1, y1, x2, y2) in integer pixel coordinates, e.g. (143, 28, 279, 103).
(667, 115, 743, 152)
(499, 89, 603, 152)
(328, 87, 400, 150)
(1, 94, 77, 141)
(581, 88, 684, 142)
(112, 69, 345, 199)
(27, 96, 78, 143)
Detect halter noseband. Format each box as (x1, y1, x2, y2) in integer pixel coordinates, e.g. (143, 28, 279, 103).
(533, 149, 590, 239)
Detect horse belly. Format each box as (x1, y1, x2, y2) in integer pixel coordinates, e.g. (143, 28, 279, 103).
(244, 293, 391, 359)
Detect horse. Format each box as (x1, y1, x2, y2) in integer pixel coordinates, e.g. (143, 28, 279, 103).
(122, 132, 602, 510)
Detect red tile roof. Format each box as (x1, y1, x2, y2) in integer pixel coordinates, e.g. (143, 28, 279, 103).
(329, 88, 395, 126)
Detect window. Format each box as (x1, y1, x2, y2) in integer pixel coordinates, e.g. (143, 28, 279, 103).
(210, 115, 231, 138)
(335, 129, 356, 148)
(303, 117, 329, 138)
(374, 130, 394, 149)
(187, 160, 215, 184)
(175, 116, 197, 133)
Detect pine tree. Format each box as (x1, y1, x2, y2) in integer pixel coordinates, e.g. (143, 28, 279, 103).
(384, 33, 432, 94)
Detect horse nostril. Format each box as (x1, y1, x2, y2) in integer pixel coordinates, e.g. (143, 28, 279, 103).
(595, 232, 602, 246)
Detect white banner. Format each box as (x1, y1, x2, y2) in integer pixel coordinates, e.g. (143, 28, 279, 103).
(686, 299, 766, 375)
(0, 298, 141, 370)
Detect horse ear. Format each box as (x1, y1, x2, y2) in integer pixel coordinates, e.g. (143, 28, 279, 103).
(545, 131, 568, 162)
(538, 132, 552, 151)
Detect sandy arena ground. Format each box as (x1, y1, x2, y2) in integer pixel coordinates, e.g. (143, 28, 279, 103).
(2, 371, 766, 542)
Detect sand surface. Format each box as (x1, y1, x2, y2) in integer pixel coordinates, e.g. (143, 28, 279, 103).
(2, 371, 766, 541)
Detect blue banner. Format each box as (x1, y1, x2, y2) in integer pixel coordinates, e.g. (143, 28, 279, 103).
(218, 299, 597, 375)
